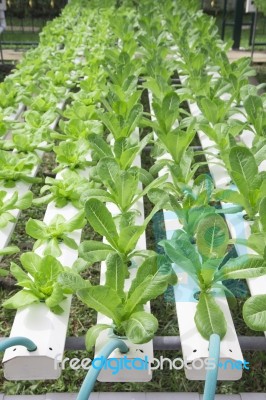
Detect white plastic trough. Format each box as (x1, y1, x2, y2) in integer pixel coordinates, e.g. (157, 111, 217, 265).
(5, 103, 25, 126)
(163, 211, 243, 381)
(0, 97, 66, 259)
(95, 131, 154, 382)
(182, 82, 266, 335)
(2, 42, 120, 380)
(148, 90, 243, 380)
(2, 87, 86, 379)
(96, 264, 153, 383)
(2, 167, 86, 380)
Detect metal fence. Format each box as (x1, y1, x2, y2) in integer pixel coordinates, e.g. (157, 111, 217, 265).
(0, 0, 68, 64)
(5, 0, 68, 33)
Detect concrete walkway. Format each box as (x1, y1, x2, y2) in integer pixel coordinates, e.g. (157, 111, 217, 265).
(1, 49, 25, 61)
(1, 48, 266, 63)
(5, 26, 40, 32)
(228, 49, 266, 63)
(0, 49, 25, 62)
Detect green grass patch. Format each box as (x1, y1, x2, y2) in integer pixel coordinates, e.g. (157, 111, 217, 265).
(214, 11, 266, 50)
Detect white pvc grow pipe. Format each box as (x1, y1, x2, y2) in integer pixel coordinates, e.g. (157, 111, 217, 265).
(148, 90, 243, 380)
(180, 80, 266, 336)
(95, 130, 154, 383)
(0, 96, 66, 260)
(2, 61, 89, 378)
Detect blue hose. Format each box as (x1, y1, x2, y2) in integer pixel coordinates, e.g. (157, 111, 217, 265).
(0, 337, 37, 352)
(77, 338, 129, 400)
(203, 334, 221, 400)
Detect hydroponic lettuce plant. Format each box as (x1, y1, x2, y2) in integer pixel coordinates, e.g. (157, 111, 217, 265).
(88, 133, 152, 170)
(157, 178, 219, 244)
(189, 58, 255, 106)
(150, 147, 209, 190)
(197, 95, 235, 125)
(87, 158, 166, 213)
(52, 117, 103, 142)
(46, 69, 75, 90)
(0, 114, 8, 137)
(0, 246, 20, 277)
(243, 294, 266, 332)
(218, 56, 255, 85)
(142, 75, 173, 103)
(175, 46, 213, 98)
(72, 75, 105, 107)
(160, 214, 266, 340)
(149, 174, 241, 243)
(0, 81, 18, 111)
(177, 38, 208, 76)
(62, 102, 101, 122)
(222, 58, 257, 105)
(154, 173, 214, 208)
(21, 93, 58, 113)
(23, 109, 57, 131)
(198, 121, 246, 169)
(0, 191, 33, 228)
(103, 50, 142, 88)
(0, 131, 53, 154)
(59, 253, 177, 346)
(145, 92, 204, 187)
(98, 78, 143, 140)
(138, 31, 173, 76)
(99, 100, 143, 139)
(79, 197, 167, 266)
(25, 212, 86, 257)
(2, 253, 78, 314)
(243, 95, 266, 137)
(215, 146, 266, 220)
(0, 150, 41, 188)
(148, 92, 196, 163)
(33, 170, 93, 209)
(238, 197, 266, 257)
(139, 17, 174, 71)
(183, 73, 231, 102)
(53, 139, 92, 172)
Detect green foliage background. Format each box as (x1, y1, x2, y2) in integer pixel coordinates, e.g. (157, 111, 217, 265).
(254, 0, 266, 15)
(6, 0, 68, 18)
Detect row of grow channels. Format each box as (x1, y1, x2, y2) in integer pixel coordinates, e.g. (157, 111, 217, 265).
(100, 0, 266, 382)
(0, 0, 258, 382)
(141, 0, 266, 380)
(2, 0, 179, 381)
(0, 0, 266, 394)
(0, 0, 121, 381)
(0, 0, 171, 385)
(162, 2, 266, 332)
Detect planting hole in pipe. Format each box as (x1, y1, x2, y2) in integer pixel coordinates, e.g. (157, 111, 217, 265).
(118, 348, 129, 354)
(243, 213, 255, 222)
(116, 343, 129, 355)
(193, 291, 201, 301)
